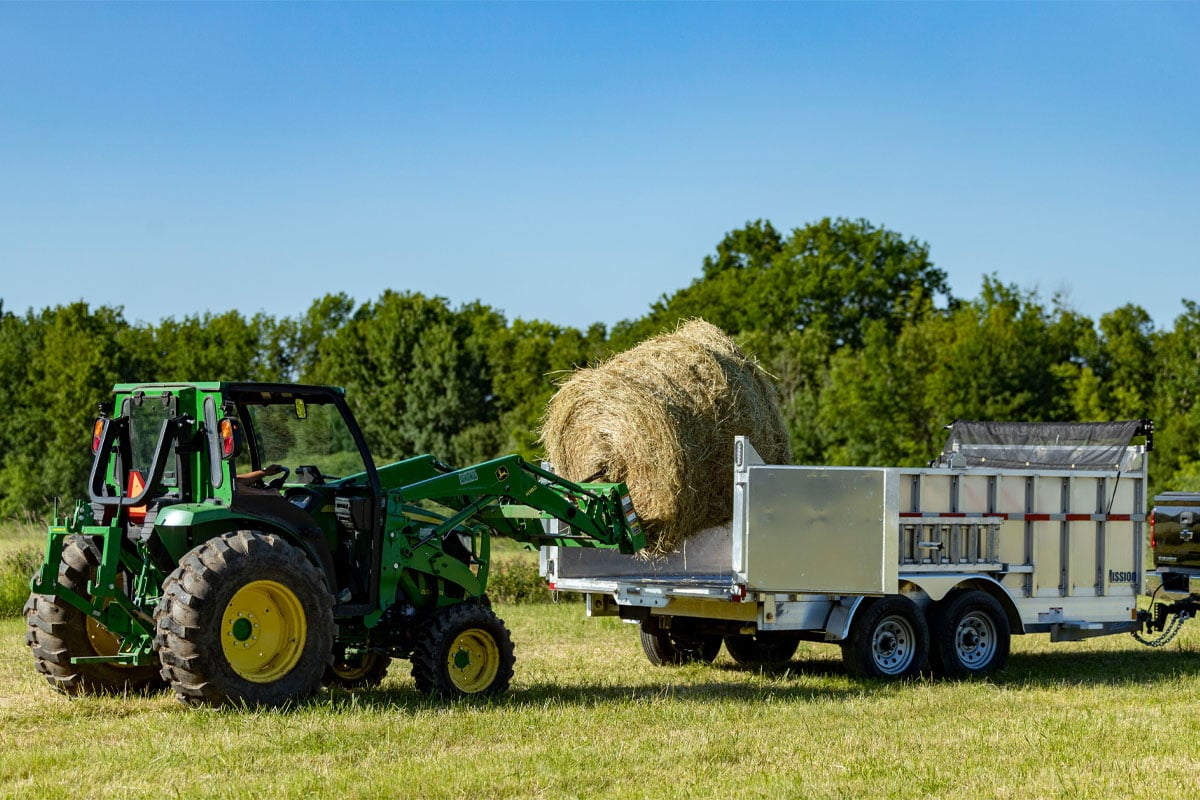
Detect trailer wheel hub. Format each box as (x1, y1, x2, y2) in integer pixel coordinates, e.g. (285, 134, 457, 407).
(870, 615, 916, 674)
(954, 611, 996, 667)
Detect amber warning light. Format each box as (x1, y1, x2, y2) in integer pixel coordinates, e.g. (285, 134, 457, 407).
(91, 419, 104, 455)
(218, 418, 240, 459)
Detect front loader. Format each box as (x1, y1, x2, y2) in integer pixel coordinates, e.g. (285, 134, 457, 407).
(26, 382, 644, 707)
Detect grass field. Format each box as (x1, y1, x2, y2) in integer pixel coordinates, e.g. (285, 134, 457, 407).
(4, 597, 1200, 799)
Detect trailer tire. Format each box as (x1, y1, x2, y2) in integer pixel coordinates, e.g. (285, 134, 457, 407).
(410, 603, 515, 699)
(930, 590, 1010, 678)
(154, 531, 334, 707)
(639, 621, 722, 666)
(25, 536, 162, 695)
(324, 649, 390, 689)
(841, 596, 929, 679)
(723, 632, 801, 667)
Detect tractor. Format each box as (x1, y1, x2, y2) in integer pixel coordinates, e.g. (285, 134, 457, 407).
(26, 382, 644, 707)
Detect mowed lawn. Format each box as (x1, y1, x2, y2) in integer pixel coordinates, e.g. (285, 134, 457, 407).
(3, 600, 1200, 800)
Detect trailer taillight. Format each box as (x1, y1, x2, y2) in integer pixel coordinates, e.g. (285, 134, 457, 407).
(1150, 509, 1156, 550)
(91, 419, 104, 455)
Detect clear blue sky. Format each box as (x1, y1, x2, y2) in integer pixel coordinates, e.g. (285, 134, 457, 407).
(2, 2, 1196, 332)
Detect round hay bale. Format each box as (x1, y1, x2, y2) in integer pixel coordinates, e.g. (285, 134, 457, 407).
(540, 319, 792, 555)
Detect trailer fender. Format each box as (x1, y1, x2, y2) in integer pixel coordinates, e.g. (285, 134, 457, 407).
(823, 596, 866, 642)
(902, 574, 1024, 634)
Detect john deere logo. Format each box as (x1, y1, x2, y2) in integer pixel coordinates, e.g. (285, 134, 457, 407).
(495, 466, 509, 482)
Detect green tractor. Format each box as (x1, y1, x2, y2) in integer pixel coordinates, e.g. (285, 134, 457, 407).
(26, 382, 644, 707)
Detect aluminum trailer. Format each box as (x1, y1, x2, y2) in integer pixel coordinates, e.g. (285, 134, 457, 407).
(542, 421, 1167, 678)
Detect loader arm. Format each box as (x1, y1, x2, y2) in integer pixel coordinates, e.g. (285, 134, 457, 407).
(396, 454, 646, 554)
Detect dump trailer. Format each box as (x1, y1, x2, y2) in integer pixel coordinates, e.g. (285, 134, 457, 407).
(542, 421, 1189, 678)
(26, 382, 644, 707)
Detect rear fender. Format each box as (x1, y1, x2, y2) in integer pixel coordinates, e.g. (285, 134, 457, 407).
(152, 504, 338, 593)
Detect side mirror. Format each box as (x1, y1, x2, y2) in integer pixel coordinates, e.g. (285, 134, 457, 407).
(218, 417, 245, 461)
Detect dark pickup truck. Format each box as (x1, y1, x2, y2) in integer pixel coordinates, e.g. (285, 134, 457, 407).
(1153, 491, 1200, 591)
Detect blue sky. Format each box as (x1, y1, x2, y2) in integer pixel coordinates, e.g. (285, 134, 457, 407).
(2, 2, 1196, 332)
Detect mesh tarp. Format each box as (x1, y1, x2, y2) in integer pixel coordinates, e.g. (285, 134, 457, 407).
(936, 420, 1146, 470)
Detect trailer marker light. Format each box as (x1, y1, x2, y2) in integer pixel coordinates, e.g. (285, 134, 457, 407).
(731, 584, 747, 603)
(1150, 510, 1156, 550)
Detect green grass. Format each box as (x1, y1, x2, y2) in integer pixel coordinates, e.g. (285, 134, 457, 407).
(0, 520, 43, 617)
(4, 603, 1200, 799)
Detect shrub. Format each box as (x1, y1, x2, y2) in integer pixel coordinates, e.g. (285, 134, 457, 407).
(486, 558, 577, 604)
(0, 546, 40, 617)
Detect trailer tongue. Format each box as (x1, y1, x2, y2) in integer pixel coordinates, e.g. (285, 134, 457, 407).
(544, 420, 1188, 679)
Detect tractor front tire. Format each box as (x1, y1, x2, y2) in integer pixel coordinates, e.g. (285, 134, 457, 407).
(154, 531, 334, 708)
(25, 536, 162, 695)
(411, 603, 515, 699)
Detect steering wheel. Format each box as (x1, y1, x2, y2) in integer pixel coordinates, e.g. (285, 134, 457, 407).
(265, 466, 291, 491)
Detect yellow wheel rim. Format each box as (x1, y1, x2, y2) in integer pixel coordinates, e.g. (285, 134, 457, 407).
(446, 627, 500, 693)
(331, 653, 379, 681)
(84, 573, 134, 666)
(85, 615, 122, 658)
(221, 580, 307, 683)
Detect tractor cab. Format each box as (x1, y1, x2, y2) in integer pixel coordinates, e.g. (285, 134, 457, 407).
(86, 382, 387, 612)
(222, 384, 385, 607)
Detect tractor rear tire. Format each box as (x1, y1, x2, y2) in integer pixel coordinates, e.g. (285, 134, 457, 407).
(410, 603, 515, 699)
(639, 620, 722, 666)
(324, 649, 390, 689)
(154, 531, 334, 708)
(841, 596, 929, 680)
(723, 632, 801, 667)
(25, 536, 162, 695)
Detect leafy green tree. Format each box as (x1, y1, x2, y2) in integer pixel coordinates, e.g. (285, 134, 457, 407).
(615, 217, 953, 350)
(150, 311, 269, 382)
(1151, 301, 1200, 492)
(311, 291, 501, 466)
(738, 326, 834, 464)
(484, 318, 608, 458)
(292, 293, 356, 383)
(1094, 304, 1157, 419)
(0, 303, 133, 514)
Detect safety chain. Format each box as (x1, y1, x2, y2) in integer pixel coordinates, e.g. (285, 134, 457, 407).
(1132, 610, 1191, 648)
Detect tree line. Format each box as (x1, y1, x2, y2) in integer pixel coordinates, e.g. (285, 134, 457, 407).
(2, 217, 1198, 516)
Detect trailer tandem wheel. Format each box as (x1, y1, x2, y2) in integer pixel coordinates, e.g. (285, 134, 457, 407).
(929, 590, 1010, 678)
(154, 530, 335, 707)
(638, 620, 722, 666)
(723, 632, 801, 667)
(25, 536, 163, 695)
(842, 596, 929, 679)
